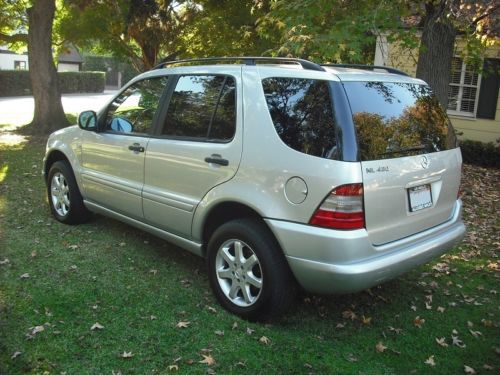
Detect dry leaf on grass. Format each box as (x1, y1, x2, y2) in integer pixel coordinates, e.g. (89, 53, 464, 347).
(121, 351, 134, 358)
(414, 316, 425, 328)
(259, 336, 271, 345)
(199, 354, 215, 366)
(436, 337, 448, 347)
(31, 325, 44, 335)
(11, 351, 21, 359)
(375, 341, 387, 353)
(90, 322, 104, 330)
(0, 258, 10, 265)
(464, 365, 476, 374)
(20, 273, 30, 279)
(425, 355, 436, 367)
(176, 321, 190, 328)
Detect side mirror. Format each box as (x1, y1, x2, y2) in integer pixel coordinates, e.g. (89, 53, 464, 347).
(78, 110, 97, 131)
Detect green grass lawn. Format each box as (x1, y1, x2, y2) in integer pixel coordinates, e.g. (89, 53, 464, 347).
(0, 134, 498, 374)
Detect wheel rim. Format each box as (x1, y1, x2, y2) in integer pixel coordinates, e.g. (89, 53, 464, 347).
(50, 172, 70, 217)
(215, 239, 263, 307)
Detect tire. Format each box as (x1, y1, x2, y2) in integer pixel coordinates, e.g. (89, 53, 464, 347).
(207, 218, 295, 321)
(47, 160, 91, 224)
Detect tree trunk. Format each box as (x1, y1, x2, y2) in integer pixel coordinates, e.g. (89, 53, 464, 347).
(415, 1, 457, 108)
(27, 0, 69, 135)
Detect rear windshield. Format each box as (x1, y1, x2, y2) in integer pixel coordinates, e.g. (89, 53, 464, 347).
(343, 82, 457, 161)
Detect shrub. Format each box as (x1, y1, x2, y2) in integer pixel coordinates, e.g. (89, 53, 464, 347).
(0, 70, 105, 97)
(460, 139, 500, 168)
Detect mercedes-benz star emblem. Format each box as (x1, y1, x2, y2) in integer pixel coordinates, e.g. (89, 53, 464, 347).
(421, 155, 430, 169)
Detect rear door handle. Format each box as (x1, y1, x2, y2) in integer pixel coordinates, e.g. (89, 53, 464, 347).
(128, 143, 145, 153)
(204, 154, 229, 166)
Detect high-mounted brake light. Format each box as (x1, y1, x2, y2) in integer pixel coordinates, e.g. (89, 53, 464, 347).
(309, 183, 365, 230)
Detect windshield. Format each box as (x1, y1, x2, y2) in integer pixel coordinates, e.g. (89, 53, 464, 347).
(343, 82, 457, 161)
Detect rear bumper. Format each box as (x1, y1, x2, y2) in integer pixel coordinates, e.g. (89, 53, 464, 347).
(265, 200, 465, 294)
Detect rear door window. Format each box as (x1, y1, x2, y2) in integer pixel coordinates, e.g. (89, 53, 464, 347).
(343, 82, 457, 161)
(262, 78, 338, 159)
(161, 75, 236, 141)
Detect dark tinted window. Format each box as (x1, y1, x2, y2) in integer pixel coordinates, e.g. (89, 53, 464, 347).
(162, 75, 236, 141)
(105, 77, 167, 134)
(262, 78, 338, 159)
(343, 82, 457, 161)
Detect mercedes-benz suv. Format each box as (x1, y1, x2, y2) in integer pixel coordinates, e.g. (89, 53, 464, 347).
(43, 57, 465, 320)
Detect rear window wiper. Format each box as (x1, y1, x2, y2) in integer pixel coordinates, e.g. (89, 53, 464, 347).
(382, 144, 428, 156)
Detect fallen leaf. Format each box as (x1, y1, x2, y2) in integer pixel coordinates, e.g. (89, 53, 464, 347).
(91, 322, 104, 330)
(436, 337, 448, 347)
(259, 336, 271, 345)
(469, 329, 482, 338)
(31, 325, 44, 335)
(232, 322, 238, 330)
(464, 365, 476, 374)
(246, 327, 254, 335)
(362, 315, 372, 325)
(121, 351, 133, 358)
(119, 242, 126, 247)
(150, 315, 157, 320)
(425, 355, 436, 367)
(414, 316, 425, 328)
(149, 269, 157, 275)
(176, 321, 190, 328)
(389, 326, 403, 334)
(346, 353, 359, 362)
(167, 364, 178, 371)
(207, 306, 217, 314)
(199, 354, 215, 366)
(20, 273, 30, 279)
(437, 306, 446, 313)
(69, 265, 77, 271)
(214, 330, 224, 337)
(452, 335, 466, 348)
(11, 351, 21, 359)
(68, 244, 78, 250)
(335, 323, 346, 329)
(342, 309, 357, 321)
(425, 302, 432, 310)
(483, 364, 493, 370)
(0, 258, 9, 265)
(376, 341, 387, 353)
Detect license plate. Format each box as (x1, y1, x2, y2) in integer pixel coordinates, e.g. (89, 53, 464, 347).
(408, 184, 433, 212)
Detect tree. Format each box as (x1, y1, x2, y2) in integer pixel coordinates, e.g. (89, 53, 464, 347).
(27, 0, 69, 134)
(59, 0, 199, 71)
(261, 0, 499, 107)
(1, 0, 69, 134)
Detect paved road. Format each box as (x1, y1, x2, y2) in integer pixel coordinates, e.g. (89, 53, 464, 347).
(0, 91, 117, 126)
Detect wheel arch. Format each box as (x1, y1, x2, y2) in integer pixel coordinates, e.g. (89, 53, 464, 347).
(44, 150, 70, 183)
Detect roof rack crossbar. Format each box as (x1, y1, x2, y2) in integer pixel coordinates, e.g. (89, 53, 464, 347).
(153, 57, 326, 72)
(322, 63, 409, 76)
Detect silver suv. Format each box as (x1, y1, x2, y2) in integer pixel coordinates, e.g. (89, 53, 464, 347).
(43, 57, 465, 320)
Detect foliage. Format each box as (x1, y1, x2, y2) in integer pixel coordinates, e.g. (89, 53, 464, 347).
(460, 139, 500, 168)
(0, 0, 29, 48)
(0, 70, 105, 97)
(0, 136, 498, 373)
(260, 0, 498, 66)
(179, 0, 275, 58)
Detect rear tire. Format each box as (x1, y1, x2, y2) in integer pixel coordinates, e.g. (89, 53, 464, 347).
(47, 160, 91, 224)
(207, 218, 295, 321)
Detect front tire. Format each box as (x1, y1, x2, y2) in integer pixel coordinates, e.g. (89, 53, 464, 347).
(47, 160, 91, 224)
(207, 218, 295, 321)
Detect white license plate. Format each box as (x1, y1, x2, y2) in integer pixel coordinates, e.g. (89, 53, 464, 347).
(408, 184, 433, 212)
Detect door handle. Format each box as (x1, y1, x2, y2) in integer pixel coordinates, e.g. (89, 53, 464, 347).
(128, 143, 145, 153)
(204, 154, 229, 166)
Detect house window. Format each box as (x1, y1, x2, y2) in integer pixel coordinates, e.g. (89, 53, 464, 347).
(447, 57, 480, 116)
(14, 60, 26, 70)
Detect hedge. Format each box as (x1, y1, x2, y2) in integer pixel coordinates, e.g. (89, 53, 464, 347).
(0, 70, 105, 97)
(460, 139, 500, 168)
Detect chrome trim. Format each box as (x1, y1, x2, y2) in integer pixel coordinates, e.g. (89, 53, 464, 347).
(84, 201, 203, 256)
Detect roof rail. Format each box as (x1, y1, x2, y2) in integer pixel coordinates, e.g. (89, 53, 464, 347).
(322, 63, 409, 76)
(153, 57, 326, 72)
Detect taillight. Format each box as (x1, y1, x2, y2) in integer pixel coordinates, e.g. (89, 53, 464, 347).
(309, 183, 365, 230)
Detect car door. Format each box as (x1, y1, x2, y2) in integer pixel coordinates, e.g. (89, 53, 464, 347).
(143, 70, 242, 237)
(81, 76, 169, 220)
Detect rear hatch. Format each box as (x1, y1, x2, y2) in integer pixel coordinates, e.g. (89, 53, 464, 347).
(343, 81, 461, 245)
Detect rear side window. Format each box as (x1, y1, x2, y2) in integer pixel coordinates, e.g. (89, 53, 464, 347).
(262, 78, 338, 159)
(161, 75, 236, 141)
(343, 82, 457, 161)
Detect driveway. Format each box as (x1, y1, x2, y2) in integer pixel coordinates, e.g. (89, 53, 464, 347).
(0, 91, 117, 126)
